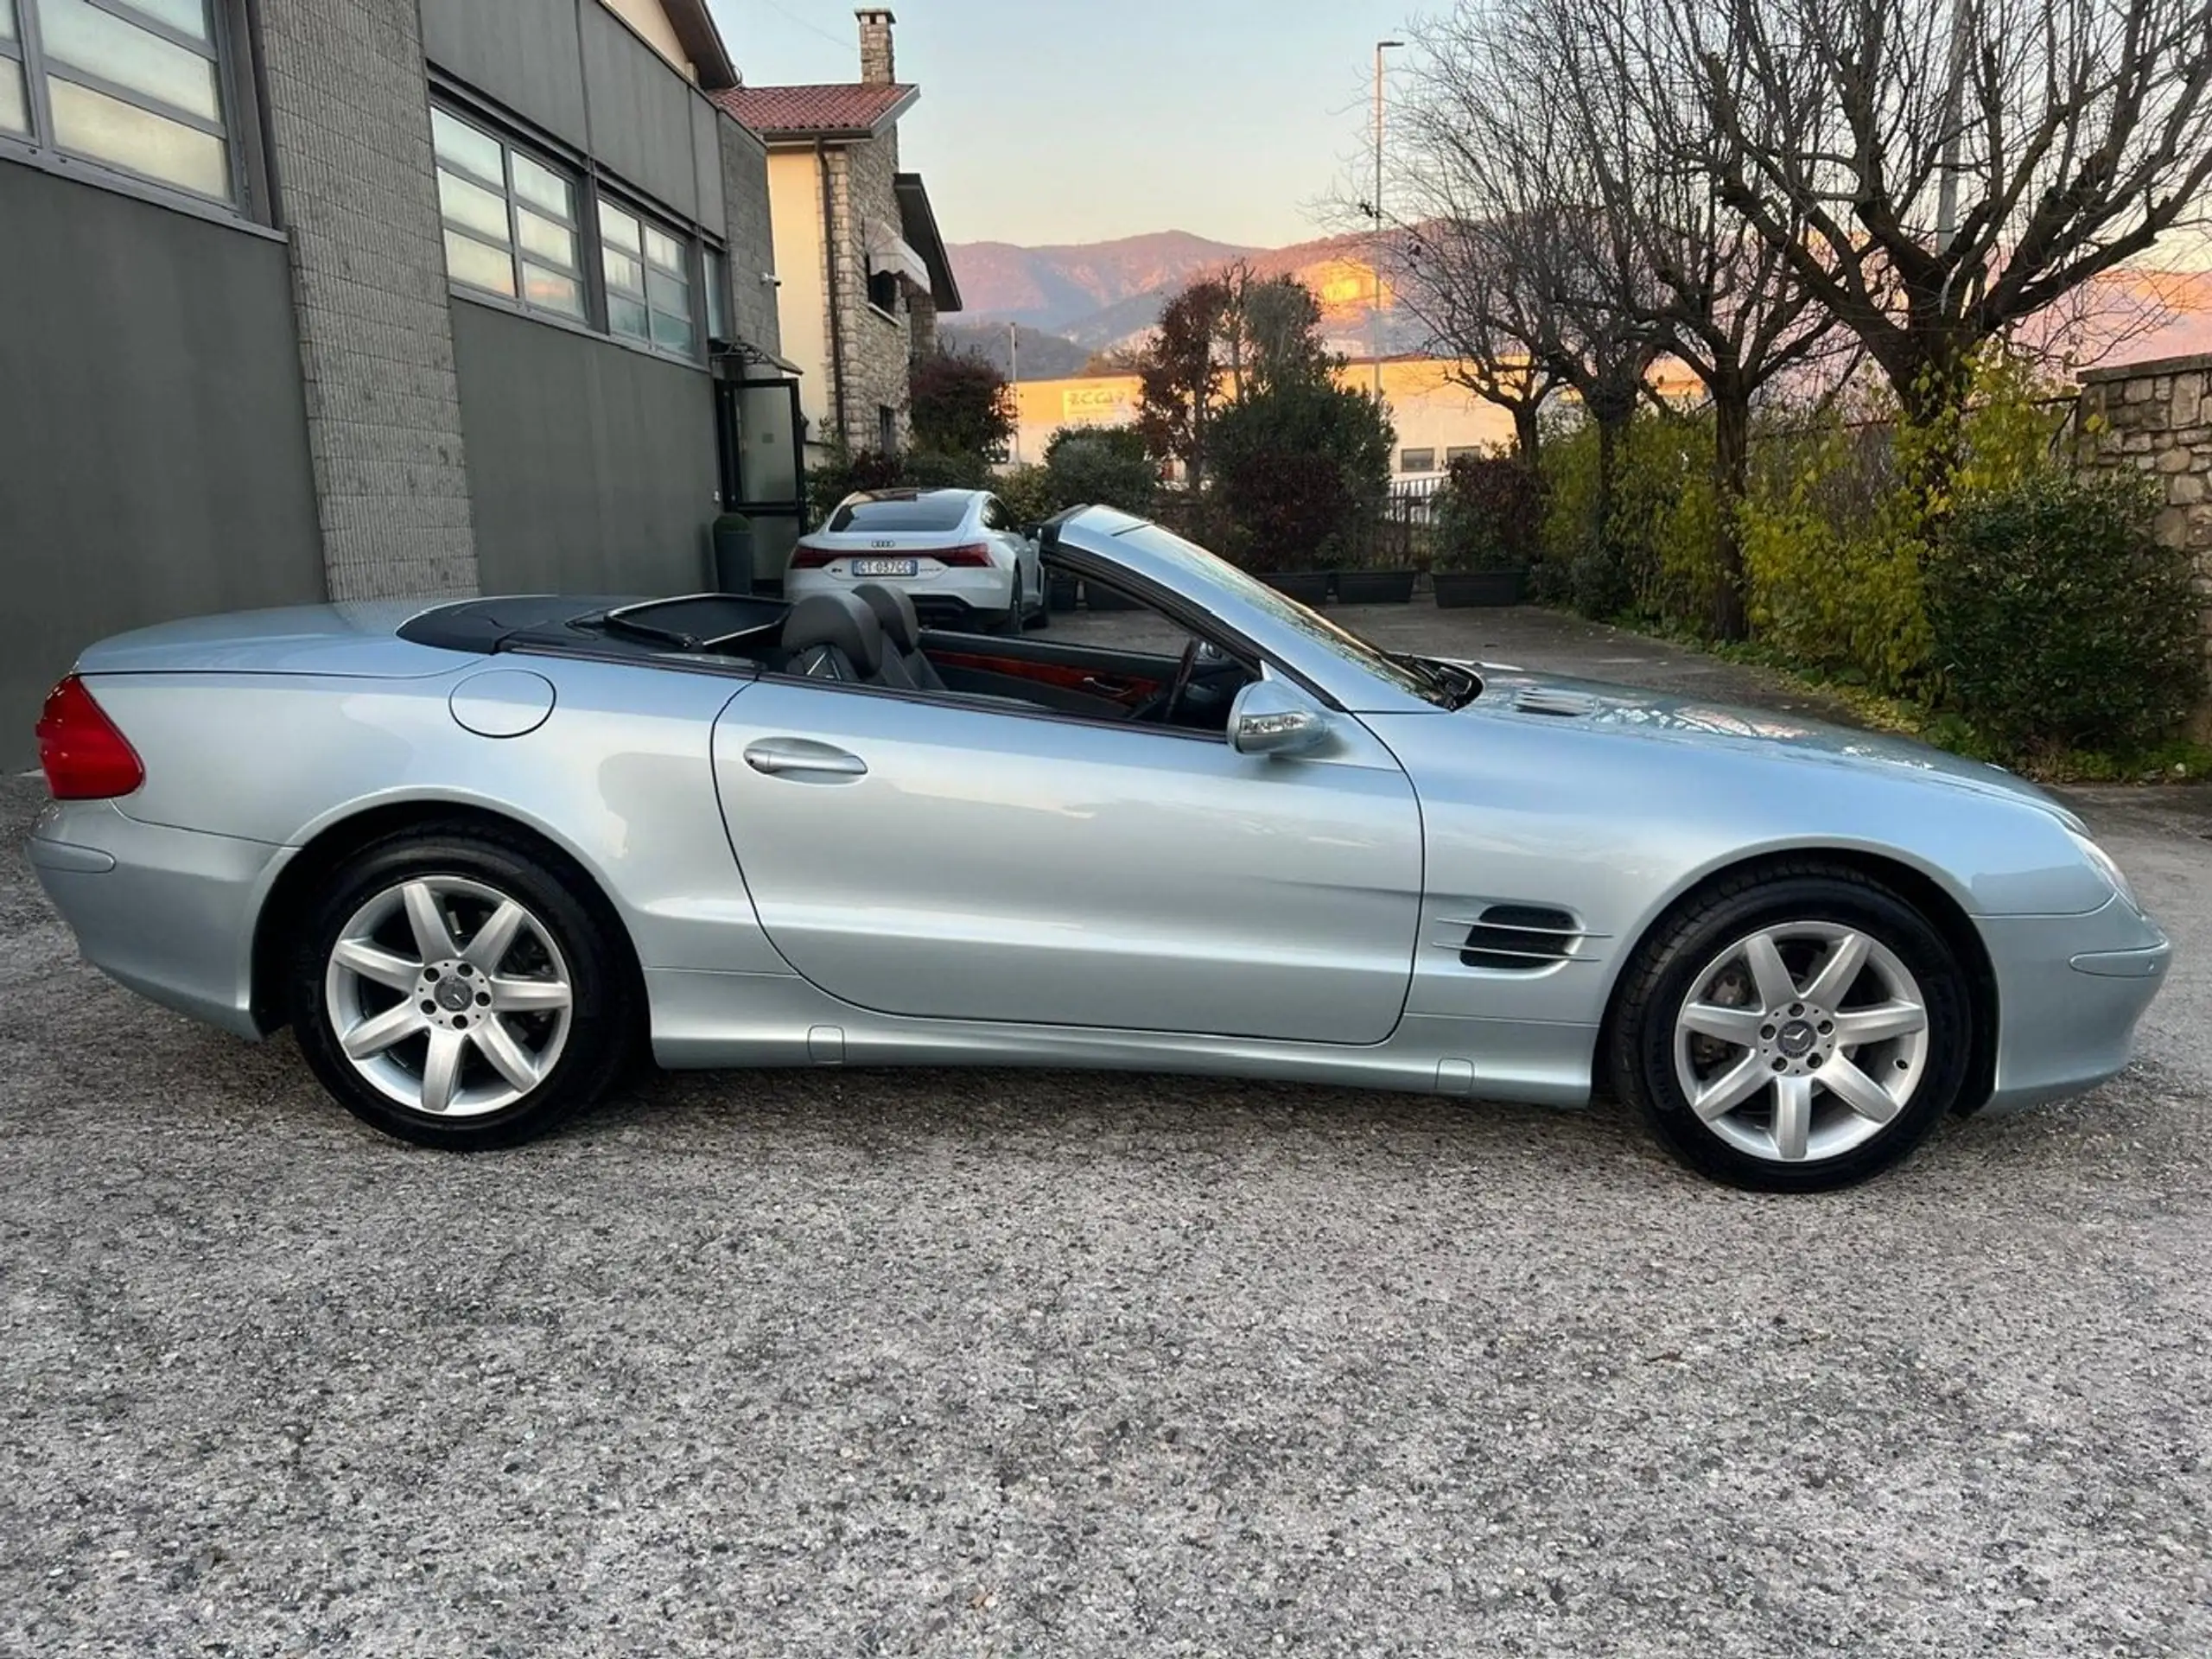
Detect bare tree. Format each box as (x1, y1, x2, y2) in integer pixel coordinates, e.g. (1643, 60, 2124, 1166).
(1389, 213, 1564, 464)
(1400, 6, 1663, 554)
(1688, 0, 2212, 437)
(1529, 0, 1842, 635)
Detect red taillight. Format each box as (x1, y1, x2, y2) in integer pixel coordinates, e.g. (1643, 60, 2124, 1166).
(936, 542, 994, 568)
(788, 543, 836, 569)
(35, 676, 144, 800)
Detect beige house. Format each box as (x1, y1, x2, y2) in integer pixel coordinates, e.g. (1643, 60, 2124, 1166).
(714, 10, 962, 462)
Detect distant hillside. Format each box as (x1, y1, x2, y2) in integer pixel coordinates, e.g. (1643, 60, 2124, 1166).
(948, 231, 1262, 332)
(950, 230, 2212, 373)
(937, 321, 1092, 381)
(950, 227, 1433, 357)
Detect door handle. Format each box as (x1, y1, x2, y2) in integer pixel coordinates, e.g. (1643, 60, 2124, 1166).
(742, 738, 868, 779)
(1082, 676, 1135, 696)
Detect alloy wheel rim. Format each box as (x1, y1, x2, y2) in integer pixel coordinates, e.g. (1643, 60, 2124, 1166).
(1671, 922, 1931, 1164)
(323, 875, 574, 1119)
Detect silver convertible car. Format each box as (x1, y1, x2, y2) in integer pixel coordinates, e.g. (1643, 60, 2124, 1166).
(29, 507, 2169, 1190)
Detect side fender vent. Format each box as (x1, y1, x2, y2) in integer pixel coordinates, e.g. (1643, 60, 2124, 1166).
(1462, 904, 1580, 970)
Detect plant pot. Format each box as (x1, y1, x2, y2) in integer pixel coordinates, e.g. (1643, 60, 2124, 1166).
(1334, 569, 1417, 604)
(1433, 569, 1528, 608)
(1047, 574, 1080, 613)
(1084, 584, 1141, 612)
(1262, 571, 1332, 605)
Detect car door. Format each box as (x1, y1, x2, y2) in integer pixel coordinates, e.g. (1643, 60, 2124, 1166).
(710, 679, 1423, 1044)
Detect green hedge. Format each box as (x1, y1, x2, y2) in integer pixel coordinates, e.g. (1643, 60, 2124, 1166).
(1928, 470, 2205, 758)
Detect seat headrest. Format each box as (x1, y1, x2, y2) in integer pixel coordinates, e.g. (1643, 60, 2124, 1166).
(781, 591, 884, 677)
(852, 582, 921, 652)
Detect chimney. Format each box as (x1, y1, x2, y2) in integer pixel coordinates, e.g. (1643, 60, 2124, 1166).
(857, 8, 896, 86)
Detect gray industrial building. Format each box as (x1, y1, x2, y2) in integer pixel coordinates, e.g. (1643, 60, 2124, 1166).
(1, 0, 805, 764)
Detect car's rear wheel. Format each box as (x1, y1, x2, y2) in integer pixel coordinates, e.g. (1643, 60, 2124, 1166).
(287, 827, 635, 1149)
(1611, 865, 1971, 1191)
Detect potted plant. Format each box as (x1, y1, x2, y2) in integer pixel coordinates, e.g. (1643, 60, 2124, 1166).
(1262, 568, 1333, 605)
(1334, 542, 1418, 605)
(1431, 455, 1538, 608)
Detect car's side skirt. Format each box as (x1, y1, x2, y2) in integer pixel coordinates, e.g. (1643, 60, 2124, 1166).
(644, 968, 1597, 1108)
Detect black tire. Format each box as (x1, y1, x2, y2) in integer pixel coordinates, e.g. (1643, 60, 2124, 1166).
(1610, 862, 1970, 1192)
(287, 823, 639, 1150)
(996, 569, 1026, 637)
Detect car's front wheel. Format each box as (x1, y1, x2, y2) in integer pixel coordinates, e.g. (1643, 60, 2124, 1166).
(287, 825, 636, 1149)
(1611, 864, 1971, 1191)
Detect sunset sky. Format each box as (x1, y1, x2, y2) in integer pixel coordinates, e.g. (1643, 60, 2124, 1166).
(706, 0, 1417, 249)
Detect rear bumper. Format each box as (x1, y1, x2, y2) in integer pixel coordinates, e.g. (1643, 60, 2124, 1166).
(27, 799, 286, 1039)
(785, 564, 1018, 621)
(1976, 895, 2171, 1114)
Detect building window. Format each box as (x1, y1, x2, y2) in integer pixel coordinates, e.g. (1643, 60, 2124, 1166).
(601, 199, 696, 357)
(1399, 448, 1435, 474)
(703, 245, 728, 343)
(430, 104, 584, 321)
(867, 267, 899, 315)
(0, 0, 239, 203)
(1445, 445, 1481, 465)
(878, 404, 896, 453)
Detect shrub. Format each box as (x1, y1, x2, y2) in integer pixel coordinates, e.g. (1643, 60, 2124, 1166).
(899, 448, 990, 491)
(1536, 411, 1714, 623)
(992, 462, 1060, 529)
(1210, 380, 1393, 570)
(909, 352, 1015, 461)
(1434, 454, 1542, 573)
(1737, 349, 2070, 696)
(1044, 425, 1158, 517)
(1738, 416, 1930, 692)
(805, 446, 906, 525)
(1927, 469, 2205, 758)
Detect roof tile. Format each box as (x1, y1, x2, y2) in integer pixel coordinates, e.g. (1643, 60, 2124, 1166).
(712, 82, 914, 137)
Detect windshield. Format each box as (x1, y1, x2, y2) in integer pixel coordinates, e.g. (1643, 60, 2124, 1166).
(1103, 520, 1476, 709)
(828, 493, 970, 533)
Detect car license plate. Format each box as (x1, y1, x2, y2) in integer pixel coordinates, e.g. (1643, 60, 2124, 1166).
(851, 557, 918, 577)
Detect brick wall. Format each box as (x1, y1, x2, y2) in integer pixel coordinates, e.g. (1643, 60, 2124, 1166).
(2076, 352, 2212, 728)
(258, 0, 480, 600)
(825, 133, 913, 452)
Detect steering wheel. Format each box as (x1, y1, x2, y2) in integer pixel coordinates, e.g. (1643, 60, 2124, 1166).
(1161, 635, 1203, 725)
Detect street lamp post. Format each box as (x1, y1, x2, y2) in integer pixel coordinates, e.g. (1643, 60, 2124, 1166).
(1372, 38, 1404, 401)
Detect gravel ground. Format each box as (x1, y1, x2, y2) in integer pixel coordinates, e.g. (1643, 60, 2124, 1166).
(3, 603, 2209, 1656)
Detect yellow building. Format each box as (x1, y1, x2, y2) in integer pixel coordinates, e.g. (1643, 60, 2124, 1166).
(1009, 358, 1518, 476)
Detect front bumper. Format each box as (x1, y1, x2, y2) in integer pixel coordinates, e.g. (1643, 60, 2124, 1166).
(1977, 893, 2171, 1114)
(28, 798, 288, 1039)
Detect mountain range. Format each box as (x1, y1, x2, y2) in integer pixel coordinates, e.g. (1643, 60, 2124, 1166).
(943, 230, 2212, 380)
(944, 228, 1427, 368)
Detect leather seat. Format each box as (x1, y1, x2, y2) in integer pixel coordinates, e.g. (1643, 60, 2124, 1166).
(853, 582, 948, 692)
(780, 591, 887, 683)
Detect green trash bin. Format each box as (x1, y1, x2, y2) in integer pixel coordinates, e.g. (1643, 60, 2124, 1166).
(712, 513, 755, 594)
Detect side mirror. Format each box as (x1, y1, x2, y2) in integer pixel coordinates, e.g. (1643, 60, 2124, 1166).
(1229, 678, 1332, 758)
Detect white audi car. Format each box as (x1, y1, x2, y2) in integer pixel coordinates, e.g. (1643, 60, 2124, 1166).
(785, 487, 1045, 631)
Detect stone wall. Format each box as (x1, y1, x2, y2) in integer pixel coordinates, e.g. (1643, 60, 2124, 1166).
(824, 132, 914, 453)
(2076, 352, 2212, 728)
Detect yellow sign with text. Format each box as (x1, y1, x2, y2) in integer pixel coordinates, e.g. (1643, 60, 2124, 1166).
(1061, 385, 1134, 425)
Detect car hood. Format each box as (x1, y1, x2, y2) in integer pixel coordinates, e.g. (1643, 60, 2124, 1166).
(1462, 663, 2075, 821)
